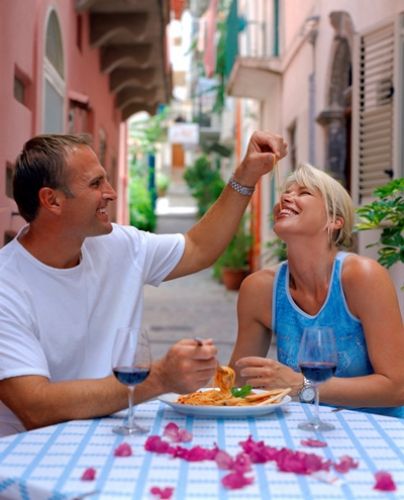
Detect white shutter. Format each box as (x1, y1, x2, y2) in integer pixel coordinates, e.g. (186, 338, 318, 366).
(357, 22, 395, 199)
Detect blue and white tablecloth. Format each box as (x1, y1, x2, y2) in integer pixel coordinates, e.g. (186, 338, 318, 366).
(0, 401, 403, 499)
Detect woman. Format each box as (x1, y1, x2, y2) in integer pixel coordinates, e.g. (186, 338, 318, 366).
(229, 163, 404, 417)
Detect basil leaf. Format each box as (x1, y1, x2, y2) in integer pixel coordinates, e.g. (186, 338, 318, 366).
(231, 385, 252, 398)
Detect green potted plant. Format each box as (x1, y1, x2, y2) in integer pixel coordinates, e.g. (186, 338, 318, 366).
(156, 172, 170, 197)
(183, 155, 225, 217)
(355, 178, 403, 288)
(215, 216, 253, 290)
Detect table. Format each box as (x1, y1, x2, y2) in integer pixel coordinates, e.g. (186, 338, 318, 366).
(0, 401, 403, 499)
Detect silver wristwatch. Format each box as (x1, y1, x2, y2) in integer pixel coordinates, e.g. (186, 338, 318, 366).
(298, 377, 316, 403)
(228, 176, 255, 196)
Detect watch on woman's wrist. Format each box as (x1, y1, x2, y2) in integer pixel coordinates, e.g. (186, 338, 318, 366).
(298, 376, 316, 403)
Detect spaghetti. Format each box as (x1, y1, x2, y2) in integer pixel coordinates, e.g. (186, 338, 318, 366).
(177, 366, 291, 407)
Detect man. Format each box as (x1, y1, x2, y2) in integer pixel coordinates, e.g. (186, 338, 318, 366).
(0, 131, 287, 436)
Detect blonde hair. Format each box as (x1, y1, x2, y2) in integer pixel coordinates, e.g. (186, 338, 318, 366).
(283, 163, 354, 247)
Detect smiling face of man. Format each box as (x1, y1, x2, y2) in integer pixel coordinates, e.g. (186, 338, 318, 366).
(59, 145, 117, 239)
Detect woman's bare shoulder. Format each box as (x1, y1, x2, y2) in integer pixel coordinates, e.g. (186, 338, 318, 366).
(342, 253, 389, 285)
(242, 265, 279, 287)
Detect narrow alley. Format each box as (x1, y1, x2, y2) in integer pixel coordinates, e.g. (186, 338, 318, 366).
(143, 174, 240, 365)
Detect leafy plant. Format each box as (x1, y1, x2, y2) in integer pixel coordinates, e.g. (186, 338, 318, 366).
(214, 216, 252, 272)
(128, 177, 156, 232)
(156, 172, 170, 197)
(355, 178, 404, 269)
(183, 155, 225, 217)
(263, 237, 287, 265)
(128, 107, 169, 232)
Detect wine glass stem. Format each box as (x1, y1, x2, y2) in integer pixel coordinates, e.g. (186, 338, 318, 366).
(127, 386, 135, 429)
(312, 385, 320, 426)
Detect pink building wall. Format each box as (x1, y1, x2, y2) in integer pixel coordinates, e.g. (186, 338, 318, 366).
(0, 0, 127, 247)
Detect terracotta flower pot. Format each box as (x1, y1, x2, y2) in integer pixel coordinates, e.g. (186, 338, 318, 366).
(221, 268, 248, 291)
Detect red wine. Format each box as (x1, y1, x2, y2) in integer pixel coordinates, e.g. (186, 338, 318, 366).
(113, 367, 150, 386)
(299, 362, 336, 383)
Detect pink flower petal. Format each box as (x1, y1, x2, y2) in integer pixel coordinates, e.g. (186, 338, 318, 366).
(163, 422, 180, 439)
(233, 452, 252, 473)
(373, 471, 397, 492)
(221, 472, 254, 490)
(178, 428, 192, 442)
(301, 439, 327, 448)
(145, 436, 172, 454)
(163, 422, 193, 443)
(114, 442, 133, 457)
(150, 486, 175, 499)
(81, 467, 96, 481)
(333, 455, 359, 473)
(215, 450, 234, 470)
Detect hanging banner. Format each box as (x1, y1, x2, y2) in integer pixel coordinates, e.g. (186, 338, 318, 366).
(168, 123, 199, 144)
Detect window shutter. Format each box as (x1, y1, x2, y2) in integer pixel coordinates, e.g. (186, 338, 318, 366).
(357, 22, 394, 199)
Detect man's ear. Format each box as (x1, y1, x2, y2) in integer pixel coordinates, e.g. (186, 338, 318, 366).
(38, 187, 64, 214)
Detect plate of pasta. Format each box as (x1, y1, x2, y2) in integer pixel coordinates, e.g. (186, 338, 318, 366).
(158, 366, 291, 418)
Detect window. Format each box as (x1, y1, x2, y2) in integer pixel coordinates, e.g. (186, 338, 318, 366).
(287, 121, 297, 171)
(43, 10, 65, 133)
(14, 76, 25, 104)
(76, 14, 83, 51)
(5, 163, 14, 199)
(353, 20, 396, 200)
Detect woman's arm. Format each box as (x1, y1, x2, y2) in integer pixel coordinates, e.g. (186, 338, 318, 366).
(228, 270, 275, 384)
(319, 255, 404, 407)
(232, 270, 305, 395)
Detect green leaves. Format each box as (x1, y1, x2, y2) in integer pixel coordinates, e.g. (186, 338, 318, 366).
(355, 178, 404, 270)
(231, 385, 252, 398)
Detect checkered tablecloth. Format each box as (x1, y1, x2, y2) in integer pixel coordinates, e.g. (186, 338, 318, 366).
(0, 401, 403, 499)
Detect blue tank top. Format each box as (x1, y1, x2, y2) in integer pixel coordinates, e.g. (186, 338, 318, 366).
(272, 251, 404, 418)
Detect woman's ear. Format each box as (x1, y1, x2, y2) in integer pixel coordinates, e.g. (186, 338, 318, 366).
(326, 216, 344, 233)
(333, 216, 344, 229)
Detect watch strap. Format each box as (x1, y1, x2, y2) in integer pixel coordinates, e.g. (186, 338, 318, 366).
(228, 176, 255, 196)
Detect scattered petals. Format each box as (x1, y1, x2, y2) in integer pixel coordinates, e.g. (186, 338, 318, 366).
(221, 472, 254, 490)
(150, 486, 174, 499)
(163, 422, 192, 443)
(301, 439, 327, 448)
(333, 455, 359, 473)
(240, 436, 331, 474)
(81, 467, 96, 481)
(145, 432, 362, 494)
(145, 436, 173, 454)
(114, 442, 133, 457)
(373, 471, 396, 492)
(173, 444, 219, 462)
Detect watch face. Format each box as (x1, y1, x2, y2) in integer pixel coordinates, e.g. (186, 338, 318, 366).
(300, 386, 316, 403)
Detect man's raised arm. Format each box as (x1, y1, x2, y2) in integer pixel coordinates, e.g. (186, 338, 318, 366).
(166, 131, 287, 280)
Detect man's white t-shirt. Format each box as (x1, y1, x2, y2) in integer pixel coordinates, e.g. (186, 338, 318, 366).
(0, 224, 185, 436)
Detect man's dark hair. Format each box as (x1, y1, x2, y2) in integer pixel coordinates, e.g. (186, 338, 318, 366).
(13, 134, 93, 222)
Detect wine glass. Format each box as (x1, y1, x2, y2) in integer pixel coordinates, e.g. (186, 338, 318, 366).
(297, 327, 337, 431)
(111, 327, 151, 435)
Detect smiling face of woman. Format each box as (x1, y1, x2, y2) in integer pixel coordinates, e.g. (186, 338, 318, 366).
(273, 183, 330, 242)
(273, 163, 354, 248)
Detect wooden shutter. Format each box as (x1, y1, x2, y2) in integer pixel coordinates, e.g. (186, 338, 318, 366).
(357, 22, 395, 199)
